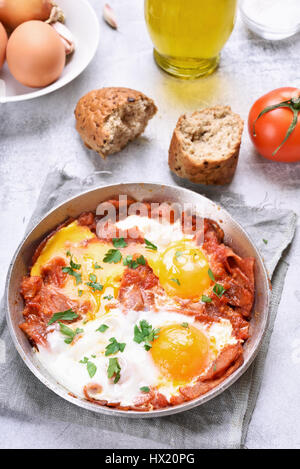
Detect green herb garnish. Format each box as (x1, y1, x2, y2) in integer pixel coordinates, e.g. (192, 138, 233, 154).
(123, 254, 146, 269)
(78, 289, 83, 297)
(79, 357, 89, 364)
(70, 258, 81, 270)
(103, 294, 114, 301)
(48, 309, 78, 326)
(103, 249, 122, 264)
(105, 337, 126, 356)
(62, 266, 82, 285)
(62, 251, 82, 285)
(144, 238, 157, 251)
(86, 273, 103, 292)
(94, 262, 103, 269)
(107, 357, 121, 383)
(112, 237, 127, 248)
(201, 295, 212, 303)
(62, 255, 82, 285)
(87, 361, 97, 378)
(134, 320, 160, 351)
(181, 322, 189, 328)
(263, 239, 268, 245)
(140, 386, 150, 393)
(171, 278, 180, 286)
(96, 324, 109, 333)
(175, 251, 183, 259)
(79, 356, 97, 378)
(208, 268, 216, 282)
(213, 283, 226, 298)
(59, 322, 83, 344)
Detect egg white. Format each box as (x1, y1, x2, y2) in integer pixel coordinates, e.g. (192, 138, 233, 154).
(116, 215, 193, 249)
(36, 304, 237, 406)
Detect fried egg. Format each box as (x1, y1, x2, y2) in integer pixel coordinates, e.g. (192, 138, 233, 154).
(37, 308, 236, 405)
(31, 215, 238, 407)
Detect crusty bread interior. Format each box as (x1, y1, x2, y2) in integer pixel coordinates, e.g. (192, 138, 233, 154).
(178, 108, 242, 163)
(101, 98, 155, 155)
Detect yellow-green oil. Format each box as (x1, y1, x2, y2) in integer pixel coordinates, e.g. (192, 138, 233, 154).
(144, 0, 237, 78)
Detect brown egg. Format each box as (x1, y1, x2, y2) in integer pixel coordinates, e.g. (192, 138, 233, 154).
(0, 0, 52, 31)
(6, 20, 65, 88)
(0, 22, 8, 69)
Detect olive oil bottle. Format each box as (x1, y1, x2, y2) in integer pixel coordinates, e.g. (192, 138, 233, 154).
(144, 0, 237, 78)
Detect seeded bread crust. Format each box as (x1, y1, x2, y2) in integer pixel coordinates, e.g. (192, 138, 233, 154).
(168, 106, 244, 185)
(75, 87, 157, 158)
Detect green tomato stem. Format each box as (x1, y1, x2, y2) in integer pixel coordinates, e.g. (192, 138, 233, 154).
(252, 96, 300, 156)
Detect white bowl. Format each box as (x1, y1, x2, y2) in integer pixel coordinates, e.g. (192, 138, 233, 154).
(0, 0, 99, 103)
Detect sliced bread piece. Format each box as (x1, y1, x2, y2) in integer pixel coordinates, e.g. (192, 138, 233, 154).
(168, 106, 244, 185)
(75, 87, 157, 158)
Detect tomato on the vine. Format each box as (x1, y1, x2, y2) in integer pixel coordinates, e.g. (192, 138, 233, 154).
(248, 87, 300, 163)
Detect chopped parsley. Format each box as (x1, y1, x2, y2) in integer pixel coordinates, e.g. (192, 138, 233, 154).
(87, 361, 97, 378)
(140, 386, 150, 393)
(123, 254, 146, 269)
(171, 278, 181, 286)
(103, 294, 114, 301)
(144, 238, 157, 251)
(263, 239, 268, 245)
(103, 248, 122, 264)
(94, 262, 103, 269)
(134, 320, 160, 351)
(62, 255, 82, 285)
(201, 295, 212, 303)
(96, 324, 109, 333)
(175, 251, 183, 260)
(105, 337, 126, 356)
(47, 309, 78, 326)
(59, 322, 83, 344)
(112, 237, 127, 248)
(79, 357, 89, 364)
(79, 356, 97, 378)
(86, 273, 103, 292)
(208, 268, 216, 282)
(107, 357, 121, 383)
(78, 289, 83, 297)
(62, 266, 82, 285)
(70, 258, 81, 270)
(213, 283, 226, 298)
(181, 322, 189, 328)
(86, 281, 103, 292)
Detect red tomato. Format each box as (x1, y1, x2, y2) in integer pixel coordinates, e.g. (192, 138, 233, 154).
(248, 87, 300, 162)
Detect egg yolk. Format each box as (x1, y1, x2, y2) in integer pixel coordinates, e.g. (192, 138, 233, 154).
(151, 324, 210, 383)
(149, 240, 211, 299)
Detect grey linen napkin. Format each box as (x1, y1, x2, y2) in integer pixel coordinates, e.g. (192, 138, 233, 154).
(0, 169, 297, 449)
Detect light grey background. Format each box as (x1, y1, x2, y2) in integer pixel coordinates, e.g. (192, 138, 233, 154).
(0, 0, 299, 449)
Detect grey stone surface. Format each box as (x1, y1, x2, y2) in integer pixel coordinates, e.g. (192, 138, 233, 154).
(0, 0, 300, 449)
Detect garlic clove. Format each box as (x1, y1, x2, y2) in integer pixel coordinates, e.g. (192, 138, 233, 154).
(46, 3, 65, 24)
(51, 21, 75, 55)
(103, 3, 118, 30)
